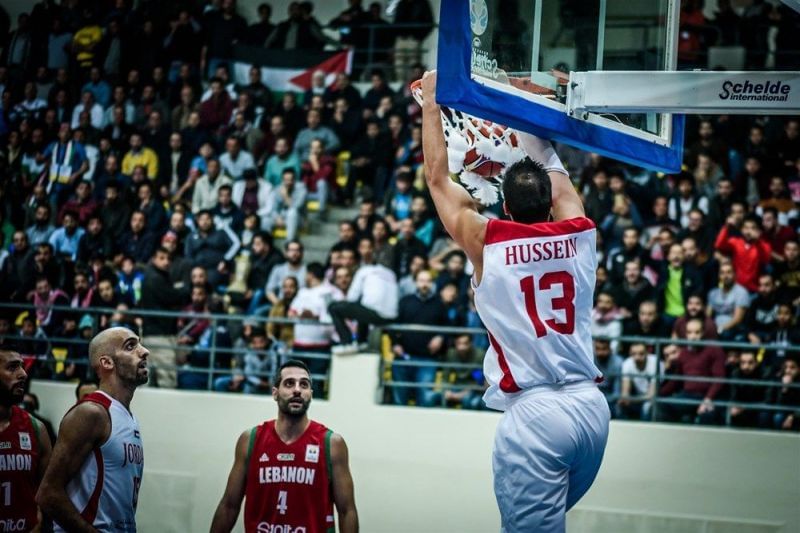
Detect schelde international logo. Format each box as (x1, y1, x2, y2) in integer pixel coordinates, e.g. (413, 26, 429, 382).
(470, 0, 489, 36)
(719, 79, 791, 102)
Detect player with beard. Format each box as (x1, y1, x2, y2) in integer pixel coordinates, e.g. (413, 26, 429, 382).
(0, 349, 52, 532)
(211, 360, 358, 533)
(37, 328, 149, 532)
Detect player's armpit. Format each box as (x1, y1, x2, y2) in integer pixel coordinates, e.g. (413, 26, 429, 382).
(330, 433, 359, 533)
(210, 429, 251, 533)
(37, 402, 109, 533)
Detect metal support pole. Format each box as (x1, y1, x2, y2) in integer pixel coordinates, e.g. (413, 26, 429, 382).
(207, 317, 218, 391)
(652, 340, 662, 422)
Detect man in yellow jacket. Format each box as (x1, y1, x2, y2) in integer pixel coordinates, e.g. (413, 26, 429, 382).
(121, 132, 159, 179)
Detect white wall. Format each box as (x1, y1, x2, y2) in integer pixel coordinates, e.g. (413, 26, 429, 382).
(32, 351, 800, 533)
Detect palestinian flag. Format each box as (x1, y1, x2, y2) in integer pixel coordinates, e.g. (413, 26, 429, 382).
(231, 45, 353, 93)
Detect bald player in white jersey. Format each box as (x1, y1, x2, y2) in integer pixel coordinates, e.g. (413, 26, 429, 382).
(420, 72, 610, 532)
(38, 327, 149, 532)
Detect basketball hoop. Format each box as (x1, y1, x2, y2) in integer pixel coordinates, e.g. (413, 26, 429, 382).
(411, 79, 527, 206)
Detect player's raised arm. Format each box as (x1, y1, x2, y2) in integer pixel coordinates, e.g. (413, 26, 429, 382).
(209, 429, 251, 533)
(421, 71, 487, 266)
(37, 403, 109, 533)
(516, 132, 585, 221)
(330, 433, 358, 533)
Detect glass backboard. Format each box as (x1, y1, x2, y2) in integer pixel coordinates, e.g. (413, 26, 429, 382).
(436, 0, 685, 173)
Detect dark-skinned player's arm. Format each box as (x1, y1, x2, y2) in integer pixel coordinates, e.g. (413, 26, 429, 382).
(330, 433, 358, 533)
(420, 71, 487, 277)
(31, 417, 52, 533)
(209, 430, 250, 533)
(515, 132, 585, 221)
(36, 403, 109, 533)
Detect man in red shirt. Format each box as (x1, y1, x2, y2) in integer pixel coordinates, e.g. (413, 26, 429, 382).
(0, 349, 52, 532)
(210, 360, 358, 533)
(715, 215, 772, 292)
(658, 319, 726, 424)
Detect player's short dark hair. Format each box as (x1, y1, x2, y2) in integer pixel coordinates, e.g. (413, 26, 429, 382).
(502, 158, 552, 224)
(275, 359, 311, 385)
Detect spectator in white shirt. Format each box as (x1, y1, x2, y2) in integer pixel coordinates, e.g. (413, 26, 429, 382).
(71, 90, 105, 130)
(192, 159, 233, 213)
(618, 342, 659, 420)
(218, 136, 255, 180)
(289, 262, 343, 396)
(330, 238, 399, 352)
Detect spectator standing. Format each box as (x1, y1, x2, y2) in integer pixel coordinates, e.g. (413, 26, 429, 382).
(301, 139, 335, 216)
(390, 269, 446, 406)
(41, 123, 88, 206)
(140, 247, 186, 388)
(48, 211, 84, 262)
(618, 343, 658, 420)
(715, 215, 772, 292)
(245, 3, 275, 46)
(289, 262, 341, 396)
(201, 0, 247, 77)
(621, 300, 672, 354)
(591, 291, 623, 354)
(659, 318, 726, 424)
(391, 0, 434, 81)
(606, 260, 655, 318)
(657, 243, 704, 323)
(668, 173, 709, 229)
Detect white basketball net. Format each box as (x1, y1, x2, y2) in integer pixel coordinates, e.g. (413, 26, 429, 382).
(411, 80, 527, 205)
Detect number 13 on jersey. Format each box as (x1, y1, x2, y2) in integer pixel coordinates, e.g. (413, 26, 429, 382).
(520, 271, 575, 337)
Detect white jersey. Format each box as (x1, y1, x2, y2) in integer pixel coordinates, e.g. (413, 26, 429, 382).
(474, 217, 602, 411)
(55, 391, 144, 532)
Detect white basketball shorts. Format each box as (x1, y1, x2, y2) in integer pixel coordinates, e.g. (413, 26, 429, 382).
(493, 380, 610, 533)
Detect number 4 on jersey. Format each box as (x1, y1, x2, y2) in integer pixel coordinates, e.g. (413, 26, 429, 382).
(520, 271, 575, 337)
(276, 490, 288, 515)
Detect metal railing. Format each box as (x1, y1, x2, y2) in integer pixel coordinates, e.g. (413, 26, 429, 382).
(3, 302, 799, 429)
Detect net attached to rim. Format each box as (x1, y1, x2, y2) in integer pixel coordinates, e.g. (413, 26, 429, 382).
(413, 72, 564, 206)
(411, 78, 527, 205)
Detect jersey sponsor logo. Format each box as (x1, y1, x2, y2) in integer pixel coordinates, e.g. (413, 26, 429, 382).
(304, 444, 319, 464)
(121, 442, 144, 467)
(255, 522, 306, 533)
(0, 518, 28, 532)
(0, 453, 32, 471)
(0, 442, 10, 449)
(18, 433, 31, 451)
(277, 453, 295, 461)
(134, 430, 141, 439)
(258, 466, 316, 485)
(504, 237, 579, 266)
(259, 452, 270, 463)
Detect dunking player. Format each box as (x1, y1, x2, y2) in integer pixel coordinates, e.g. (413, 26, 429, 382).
(37, 328, 149, 532)
(421, 71, 610, 532)
(210, 360, 358, 533)
(0, 349, 52, 533)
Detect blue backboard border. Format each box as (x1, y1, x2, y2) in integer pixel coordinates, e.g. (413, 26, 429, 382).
(436, 0, 685, 174)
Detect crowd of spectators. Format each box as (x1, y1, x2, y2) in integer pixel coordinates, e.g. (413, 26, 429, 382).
(0, 0, 798, 428)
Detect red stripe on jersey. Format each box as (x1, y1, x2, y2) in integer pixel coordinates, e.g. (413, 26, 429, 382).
(80, 448, 105, 524)
(80, 391, 113, 410)
(487, 332, 521, 393)
(485, 217, 595, 244)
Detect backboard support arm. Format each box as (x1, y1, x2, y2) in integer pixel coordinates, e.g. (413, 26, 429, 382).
(567, 71, 800, 115)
